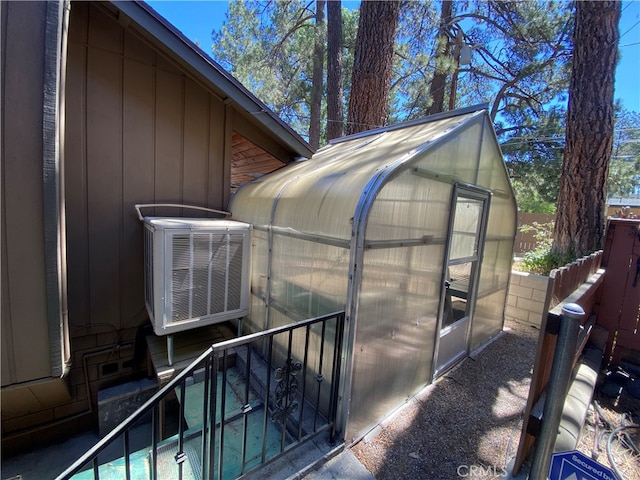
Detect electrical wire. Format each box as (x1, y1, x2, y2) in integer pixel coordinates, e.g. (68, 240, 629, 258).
(619, 19, 640, 43)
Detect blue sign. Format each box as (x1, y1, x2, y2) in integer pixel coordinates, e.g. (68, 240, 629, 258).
(549, 450, 616, 480)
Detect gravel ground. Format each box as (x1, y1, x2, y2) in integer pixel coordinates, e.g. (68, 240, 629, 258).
(351, 319, 640, 480)
(352, 319, 539, 480)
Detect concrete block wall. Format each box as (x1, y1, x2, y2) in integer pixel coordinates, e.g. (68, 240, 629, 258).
(506, 271, 550, 327)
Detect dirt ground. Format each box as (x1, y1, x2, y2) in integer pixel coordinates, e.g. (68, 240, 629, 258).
(351, 319, 640, 479)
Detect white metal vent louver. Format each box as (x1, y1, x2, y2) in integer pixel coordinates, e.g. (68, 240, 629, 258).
(140, 213, 251, 336)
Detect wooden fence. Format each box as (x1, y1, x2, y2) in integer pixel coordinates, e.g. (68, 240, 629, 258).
(548, 251, 604, 309)
(516, 209, 639, 255)
(512, 250, 604, 475)
(514, 213, 554, 254)
(597, 219, 640, 365)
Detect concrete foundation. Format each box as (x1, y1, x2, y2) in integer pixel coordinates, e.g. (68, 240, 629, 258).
(97, 378, 157, 437)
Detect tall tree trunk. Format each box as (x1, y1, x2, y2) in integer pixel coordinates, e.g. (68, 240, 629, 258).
(326, 0, 344, 141)
(347, 0, 400, 135)
(553, 0, 620, 258)
(428, 0, 453, 115)
(309, 0, 325, 149)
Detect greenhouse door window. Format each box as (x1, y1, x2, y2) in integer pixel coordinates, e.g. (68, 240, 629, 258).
(435, 186, 490, 376)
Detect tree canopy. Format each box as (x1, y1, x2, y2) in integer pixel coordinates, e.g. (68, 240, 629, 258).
(211, 0, 573, 144)
(609, 109, 640, 199)
(211, 0, 318, 135)
(210, 0, 634, 222)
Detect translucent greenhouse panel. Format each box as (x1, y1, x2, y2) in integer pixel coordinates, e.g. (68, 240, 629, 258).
(264, 130, 414, 240)
(471, 239, 513, 349)
(347, 243, 443, 441)
(450, 197, 483, 260)
(480, 237, 514, 291)
(244, 228, 270, 334)
(366, 167, 451, 242)
(486, 195, 518, 246)
(262, 113, 477, 241)
(273, 180, 357, 240)
(259, 234, 346, 421)
(415, 119, 484, 186)
(266, 154, 379, 240)
(476, 119, 514, 198)
(268, 235, 349, 327)
(269, 130, 429, 240)
(230, 160, 312, 226)
(470, 191, 516, 350)
(248, 295, 267, 333)
(472, 287, 509, 350)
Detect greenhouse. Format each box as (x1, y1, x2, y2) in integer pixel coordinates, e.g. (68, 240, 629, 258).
(229, 105, 517, 442)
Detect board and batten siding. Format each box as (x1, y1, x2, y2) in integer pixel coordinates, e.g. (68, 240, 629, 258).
(2, 2, 303, 449)
(1, 1, 53, 386)
(65, 2, 230, 334)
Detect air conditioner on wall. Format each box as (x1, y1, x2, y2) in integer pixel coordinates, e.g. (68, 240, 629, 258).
(136, 205, 251, 342)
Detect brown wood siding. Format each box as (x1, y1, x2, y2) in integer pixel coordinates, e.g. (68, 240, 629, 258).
(65, 10, 90, 341)
(1, 1, 52, 385)
(231, 133, 286, 190)
(121, 31, 155, 326)
(209, 100, 227, 205)
(1, 1, 304, 445)
(65, 3, 228, 333)
(234, 110, 298, 164)
(86, 5, 123, 330)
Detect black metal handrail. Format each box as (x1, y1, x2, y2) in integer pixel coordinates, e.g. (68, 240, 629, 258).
(55, 311, 345, 480)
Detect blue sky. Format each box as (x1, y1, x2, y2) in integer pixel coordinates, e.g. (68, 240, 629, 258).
(147, 0, 640, 113)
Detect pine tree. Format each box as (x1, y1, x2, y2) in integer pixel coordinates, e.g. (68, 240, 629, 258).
(553, 0, 621, 257)
(347, 0, 400, 134)
(326, 0, 345, 140)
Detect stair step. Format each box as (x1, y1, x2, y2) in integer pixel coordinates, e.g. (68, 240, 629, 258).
(70, 436, 197, 480)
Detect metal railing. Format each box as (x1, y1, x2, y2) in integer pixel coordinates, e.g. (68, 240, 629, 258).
(56, 311, 345, 480)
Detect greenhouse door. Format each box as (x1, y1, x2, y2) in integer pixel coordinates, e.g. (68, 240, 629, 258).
(434, 186, 490, 376)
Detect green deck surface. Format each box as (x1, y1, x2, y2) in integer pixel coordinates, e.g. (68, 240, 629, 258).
(71, 367, 287, 480)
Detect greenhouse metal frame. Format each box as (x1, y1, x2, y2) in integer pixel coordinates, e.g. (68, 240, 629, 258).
(230, 105, 517, 443)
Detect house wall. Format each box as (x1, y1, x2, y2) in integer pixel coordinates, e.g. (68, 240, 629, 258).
(63, 0, 232, 426)
(1, 1, 52, 386)
(2, 1, 294, 452)
(1, 0, 76, 453)
(64, 1, 230, 336)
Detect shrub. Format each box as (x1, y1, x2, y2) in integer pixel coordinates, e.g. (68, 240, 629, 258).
(518, 221, 576, 275)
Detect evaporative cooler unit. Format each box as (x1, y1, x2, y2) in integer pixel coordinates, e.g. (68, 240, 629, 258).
(136, 205, 251, 364)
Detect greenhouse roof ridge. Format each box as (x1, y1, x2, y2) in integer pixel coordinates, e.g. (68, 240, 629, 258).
(329, 103, 490, 146)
